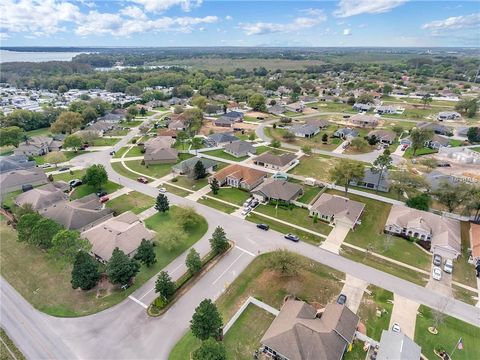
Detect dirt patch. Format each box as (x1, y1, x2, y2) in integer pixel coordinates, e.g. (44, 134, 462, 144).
(199, 121, 258, 135)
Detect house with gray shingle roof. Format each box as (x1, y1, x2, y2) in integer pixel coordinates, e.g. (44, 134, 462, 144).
(290, 124, 320, 138)
(0, 155, 36, 174)
(349, 168, 390, 193)
(0, 168, 48, 195)
(252, 179, 303, 203)
(333, 128, 359, 140)
(377, 330, 421, 360)
(14, 136, 63, 157)
(205, 133, 239, 147)
(310, 193, 365, 229)
(223, 141, 256, 158)
(253, 152, 297, 171)
(172, 157, 217, 176)
(367, 129, 396, 145)
(143, 136, 178, 165)
(15, 182, 69, 210)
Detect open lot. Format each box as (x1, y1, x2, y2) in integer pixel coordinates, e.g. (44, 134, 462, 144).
(357, 285, 394, 341)
(52, 169, 86, 182)
(265, 126, 342, 151)
(201, 148, 249, 162)
(169, 176, 208, 191)
(209, 187, 251, 206)
(106, 191, 154, 214)
(34, 151, 88, 165)
(296, 185, 322, 204)
(122, 154, 193, 179)
(125, 146, 144, 157)
(91, 138, 120, 147)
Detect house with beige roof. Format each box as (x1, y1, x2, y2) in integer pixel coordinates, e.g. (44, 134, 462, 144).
(367, 129, 396, 145)
(261, 300, 359, 360)
(349, 114, 379, 128)
(209, 164, 267, 191)
(252, 179, 303, 203)
(15, 182, 69, 210)
(0, 168, 48, 196)
(309, 193, 365, 229)
(253, 152, 297, 171)
(384, 204, 461, 258)
(223, 140, 256, 158)
(14, 136, 63, 157)
(82, 211, 155, 263)
(143, 136, 178, 165)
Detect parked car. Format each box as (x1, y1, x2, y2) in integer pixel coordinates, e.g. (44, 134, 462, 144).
(401, 144, 408, 151)
(241, 207, 252, 216)
(39, 163, 52, 168)
(437, 163, 451, 167)
(58, 167, 69, 172)
(443, 259, 453, 274)
(109, 151, 115, 155)
(21, 184, 33, 192)
(250, 199, 260, 208)
(256, 223, 269, 231)
(336, 294, 347, 305)
(243, 198, 253, 207)
(99, 196, 110, 203)
(159, 187, 167, 194)
(284, 234, 300, 242)
(433, 254, 442, 267)
(96, 190, 107, 197)
(137, 177, 149, 184)
(82, 144, 89, 148)
(69, 179, 82, 188)
(432, 266, 442, 281)
(391, 323, 401, 333)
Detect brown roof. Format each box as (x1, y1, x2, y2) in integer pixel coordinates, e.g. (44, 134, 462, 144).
(311, 194, 365, 225)
(15, 182, 69, 210)
(0, 168, 47, 189)
(367, 129, 396, 142)
(144, 136, 178, 162)
(469, 223, 480, 258)
(254, 151, 297, 167)
(157, 128, 177, 137)
(212, 164, 267, 187)
(350, 114, 379, 124)
(261, 301, 359, 360)
(253, 180, 303, 202)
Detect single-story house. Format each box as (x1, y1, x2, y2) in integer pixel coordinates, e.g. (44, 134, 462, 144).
(425, 171, 461, 191)
(15, 182, 69, 210)
(14, 136, 63, 157)
(426, 134, 450, 149)
(0, 155, 36, 174)
(0, 168, 48, 195)
(367, 130, 396, 145)
(376, 105, 402, 115)
(309, 193, 365, 229)
(353, 103, 372, 112)
(333, 128, 359, 140)
(377, 330, 421, 360)
(223, 111, 244, 122)
(223, 141, 256, 158)
(205, 133, 239, 147)
(209, 164, 267, 191)
(253, 152, 297, 171)
(82, 211, 155, 263)
(349, 114, 379, 128)
(470, 223, 480, 263)
(285, 102, 305, 113)
(212, 116, 234, 127)
(261, 300, 359, 360)
(252, 179, 303, 203)
(384, 204, 461, 259)
(290, 124, 320, 138)
(437, 111, 461, 121)
(349, 168, 390, 193)
(143, 136, 178, 165)
(268, 104, 286, 116)
(86, 120, 116, 135)
(172, 157, 217, 177)
(306, 119, 330, 129)
(98, 113, 124, 123)
(418, 122, 452, 136)
(167, 119, 186, 131)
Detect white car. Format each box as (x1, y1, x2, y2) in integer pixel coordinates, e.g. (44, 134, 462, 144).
(391, 322, 401, 333)
(39, 163, 52, 168)
(443, 259, 453, 274)
(159, 187, 167, 194)
(241, 207, 252, 216)
(243, 198, 253, 207)
(432, 266, 442, 281)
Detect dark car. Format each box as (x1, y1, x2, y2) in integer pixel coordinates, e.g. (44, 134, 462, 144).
(433, 254, 442, 267)
(109, 151, 116, 155)
(58, 167, 69, 172)
(284, 233, 300, 242)
(69, 179, 82, 188)
(256, 223, 269, 231)
(336, 294, 347, 305)
(21, 184, 33, 192)
(96, 190, 107, 197)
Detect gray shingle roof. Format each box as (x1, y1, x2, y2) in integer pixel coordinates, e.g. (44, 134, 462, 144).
(254, 152, 297, 167)
(223, 140, 255, 154)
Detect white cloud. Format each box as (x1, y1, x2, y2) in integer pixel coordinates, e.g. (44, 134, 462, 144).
(343, 28, 352, 35)
(0, 32, 10, 39)
(422, 13, 480, 33)
(130, 0, 202, 13)
(225, 15, 233, 21)
(300, 8, 325, 17)
(334, 0, 407, 18)
(241, 15, 326, 35)
(358, 23, 368, 28)
(120, 6, 147, 19)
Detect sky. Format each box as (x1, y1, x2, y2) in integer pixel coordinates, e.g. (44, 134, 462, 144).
(0, 0, 479, 47)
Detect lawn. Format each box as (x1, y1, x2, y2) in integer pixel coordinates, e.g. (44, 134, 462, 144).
(70, 181, 121, 200)
(91, 138, 120, 147)
(106, 191, 154, 215)
(404, 147, 438, 158)
(169, 252, 345, 359)
(471, 147, 480, 153)
(297, 185, 322, 204)
(453, 222, 477, 288)
(113, 147, 130, 158)
(254, 203, 332, 236)
(124, 154, 193, 179)
(169, 175, 209, 191)
(265, 127, 342, 152)
(125, 145, 144, 157)
(415, 305, 480, 360)
(26, 127, 51, 137)
(202, 149, 248, 162)
(106, 129, 129, 136)
(254, 145, 289, 155)
(52, 169, 86, 182)
(335, 190, 432, 271)
(121, 120, 143, 128)
(357, 285, 394, 341)
(1, 190, 22, 209)
(1, 328, 26, 360)
(111, 162, 138, 180)
(34, 151, 88, 165)
(197, 196, 237, 214)
(161, 183, 193, 197)
(209, 187, 251, 206)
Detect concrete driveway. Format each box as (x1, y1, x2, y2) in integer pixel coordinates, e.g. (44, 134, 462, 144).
(427, 266, 453, 297)
(389, 294, 420, 339)
(340, 275, 369, 313)
(320, 224, 350, 254)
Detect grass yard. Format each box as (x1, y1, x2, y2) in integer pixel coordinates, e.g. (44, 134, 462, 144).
(126, 161, 173, 179)
(254, 145, 289, 155)
(26, 127, 51, 137)
(106, 191, 154, 215)
(169, 252, 344, 359)
(209, 187, 251, 206)
(106, 129, 129, 136)
(70, 181, 121, 200)
(121, 120, 143, 128)
(169, 175, 209, 191)
(453, 222, 477, 288)
(254, 203, 332, 236)
(415, 305, 480, 360)
(52, 169, 86, 182)
(197, 196, 237, 214)
(297, 185, 322, 204)
(357, 285, 394, 341)
(265, 127, 342, 151)
(125, 145, 144, 157)
(91, 138, 120, 147)
(34, 151, 88, 165)
(471, 147, 480, 153)
(161, 183, 193, 197)
(111, 162, 138, 180)
(342, 341, 367, 360)
(404, 147, 438, 158)
(113, 147, 130, 158)
(452, 284, 477, 306)
(1, 328, 26, 360)
(1, 190, 22, 209)
(202, 149, 249, 162)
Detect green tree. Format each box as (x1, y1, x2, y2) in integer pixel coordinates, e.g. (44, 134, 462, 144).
(322, 133, 328, 143)
(406, 194, 431, 211)
(106, 248, 140, 285)
(301, 145, 312, 155)
(329, 159, 365, 196)
(176, 206, 200, 229)
(433, 182, 470, 213)
(139, 107, 147, 116)
(267, 249, 301, 276)
(371, 152, 392, 193)
(17, 212, 42, 242)
(175, 131, 189, 150)
(389, 171, 430, 199)
(357, 93, 374, 104)
(192, 338, 227, 360)
(30, 218, 63, 249)
(155, 193, 170, 213)
(209, 226, 229, 254)
(191, 137, 204, 155)
(50, 111, 83, 134)
(190, 299, 223, 341)
(410, 128, 433, 157)
(421, 94, 432, 109)
(50, 229, 91, 262)
(282, 131, 295, 142)
(192, 96, 208, 111)
(248, 93, 267, 112)
(455, 98, 478, 118)
(63, 134, 83, 152)
(71, 251, 100, 290)
(382, 84, 393, 95)
(210, 178, 220, 195)
(83, 164, 108, 191)
(464, 186, 480, 222)
(0, 126, 24, 147)
(44, 151, 66, 168)
(194, 161, 206, 180)
(186, 248, 202, 275)
(155, 271, 176, 301)
(467, 127, 480, 143)
(127, 105, 139, 117)
(134, 239, 156, 267)
(270, 139, 281, 148)
(81, 106, 98, 124)
(392, 125, 404, 136)
(160, 224, 187, 251)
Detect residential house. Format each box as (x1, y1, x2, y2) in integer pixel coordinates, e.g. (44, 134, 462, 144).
(438, 147, 480, 165)
(268, 104, 286, 116)
(252, 179, 303, 203)
(437, 111, 461, 121)
(333, 128, 359, 140)
(212, 116, 235, 128)
(172, 157, 217, 177)
(367, 129, 396, 145)
(86, 120, 116, 135)
(306, 119, 330, 129)
(0, 168, 48, 195)
(253, 152, 297, 171)
(426, 134, 450, 149)
(15, 182, 69, 210)
(40, 194, 114, 232)
(309, 193, 365, 229)
(209, 164, 267, 191)
(167, 119, 186, 131)
(418, 122, 452, 136)
(349, 114, 379, 128)
(0, 155, 36, 174)
(290, 124, 320, 138)
(285, 102, 305, 113)
(376, 105, 403, 115)
(261, 300, 359, 360)
(223, 111, 244, 122)
(223, 141, 256, 158)
(143, 136, 178, 165)
(353, 103, 372, 112)
(377, 330, 421, 360)
(82, 211, 155, 263)
(300, 96, 318, 104)
(470, 223, 480, 263)
(98, 112, 124, 123)
(384, 204, 461, 258)
(205, 133, 239, 147)
(14, 136, 63, 156)
(349, 168, 390, 193)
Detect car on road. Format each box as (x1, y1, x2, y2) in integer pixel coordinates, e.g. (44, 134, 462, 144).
(137, 177, 149, 184)
(433, 254, 442, 267)
(443, 259, 453, 274)
(58, 167, 69, 172)
(39, 163, 52, 168)
(432, 266, 442, 281)
(159, 187, 167, 194)
(336, 294, 347, 305)
(96, 190, 107, 197)
(437, 163, 451, 167)
(99, 196, 110, 203)
(256, 223, 269, 231)
(241, 207, 252, 216)
(69, 179, 82, 188)
(284, 234, 300, 242)
(391, 323, 401, 333)
(109, 151, 115, 155)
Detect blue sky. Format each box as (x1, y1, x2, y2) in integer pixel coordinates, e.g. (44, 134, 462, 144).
(1, 0, 479, 47)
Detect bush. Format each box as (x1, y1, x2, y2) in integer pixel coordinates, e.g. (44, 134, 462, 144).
(171, 177, 178, 182)
(131, 139, 137, 144)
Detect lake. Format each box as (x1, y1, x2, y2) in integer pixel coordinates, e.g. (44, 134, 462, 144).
(0, 50, 84, 63)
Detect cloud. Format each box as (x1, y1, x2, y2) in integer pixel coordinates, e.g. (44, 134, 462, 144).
(0, 32, 10, 39)
(300, 8, 325, 17)
(120, 6, 147, 19)
(225, 15, 233, 20)
(130, 0, 202, 13)
(422, 13, 480, 33)
(343, 28, 352, 35)
(241, 14, 326, 35)
(334, 0, 407, 18)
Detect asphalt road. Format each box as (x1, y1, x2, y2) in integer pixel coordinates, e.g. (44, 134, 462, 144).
(1, 122, 479, 360)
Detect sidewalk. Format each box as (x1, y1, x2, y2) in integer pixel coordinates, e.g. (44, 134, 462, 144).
(186, 184, 211, 201)
(138, 206, 157, 221)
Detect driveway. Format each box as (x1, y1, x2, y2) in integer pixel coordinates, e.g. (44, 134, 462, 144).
(340, 274, 369, 313)
(427, 265, 453, 297)
(320, 224, 350, 254)
(389, 294, 419, 339)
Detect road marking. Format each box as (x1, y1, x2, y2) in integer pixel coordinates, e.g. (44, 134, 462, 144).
(128, 295, 148, 309)
(212, 253, 243, 285)
(235, 245, 256, 257)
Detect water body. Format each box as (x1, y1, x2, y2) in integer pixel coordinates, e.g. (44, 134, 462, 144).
(0, 50, 84, 63)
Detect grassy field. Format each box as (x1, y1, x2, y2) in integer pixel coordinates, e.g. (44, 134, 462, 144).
(169, 175, 208, 191)
(404, 147, 438, 158)
(161, 183, 193, 197)
(33, 151, 88, 165)
(297, 185, 322, 204)
(113, 147, 130, 158)
(125, 146, 144, 157)
(111, 162, 138, 180)
(121, 120, 143, 128)
(0, 206, 207, 317)
(169, 252, 345, 359)
(52, 169, 86, 182)
(91, 138, 120, 147)
(106, 191, 154, 215)
(124, 154, 192, 179)
(265, 127, 342, 151)
(26, 127, 51, 137)
(70, 181, 121, 200)
(453, 222, 477, 288)
(1, 328, 26, 360)
(197, 197, 238, 214)
(415, 305, 480, 360)
(254, 145, 289, 155)
(209, 187, 251, 206)
(202, 149, 249, 162)
(357, 285, 394, 341)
